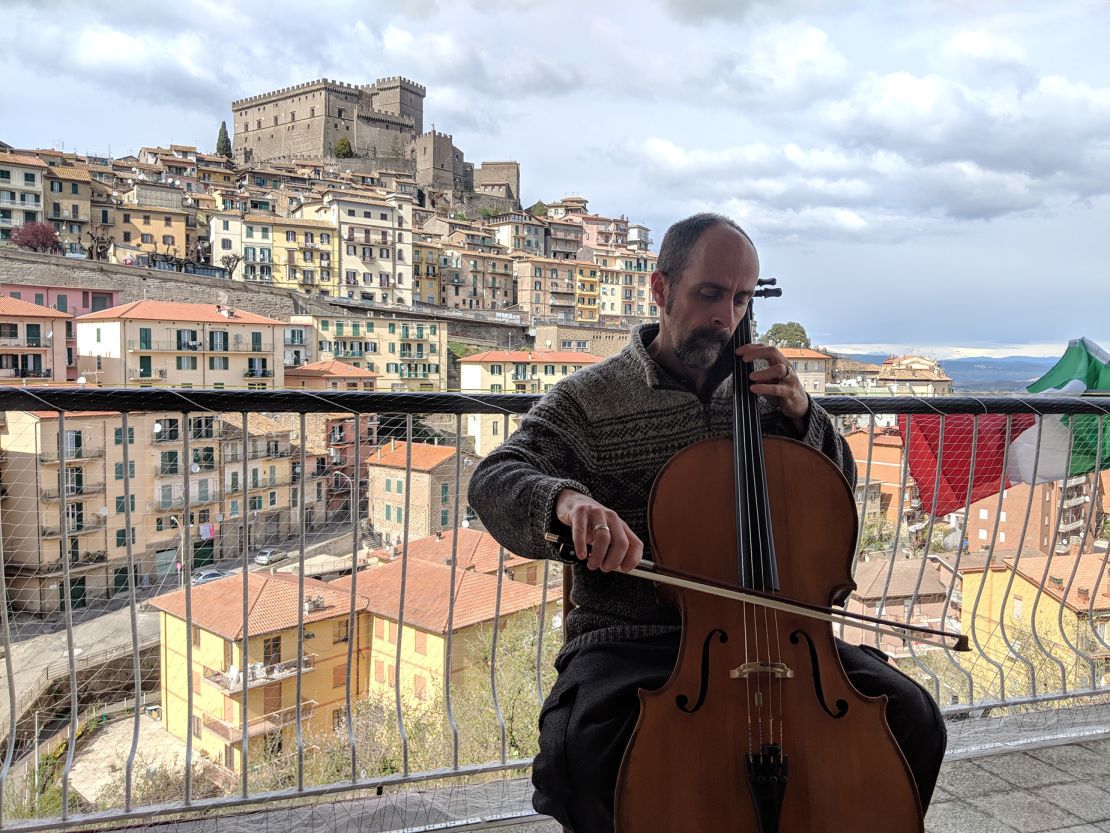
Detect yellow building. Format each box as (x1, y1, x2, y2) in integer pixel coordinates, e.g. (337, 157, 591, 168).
(331, 559, 559, 703)
(0, 409, 296, 613)
(0, 296, 71, 381)
(290, 313, 448, 391)
(412, 236, 443, 306)
(574, 265, 600, 323)
(111, 203, 190, 260)
(271, 216, 340, 296)
(75, 300, 284, 388)
(365, 441, 481, 548)
(150, 573, 369, 772)
(959, 552, 1110, 698)
(44, 165, 92, 256)
(781, 348, 831, 396)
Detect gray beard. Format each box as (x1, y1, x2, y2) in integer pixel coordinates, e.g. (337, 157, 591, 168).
(674, 327, 730, 369)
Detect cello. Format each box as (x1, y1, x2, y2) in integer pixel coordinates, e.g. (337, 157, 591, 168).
(611, 281, 926, 832)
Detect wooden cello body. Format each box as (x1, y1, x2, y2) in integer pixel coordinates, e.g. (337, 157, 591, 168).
(614, 434, 924, 833)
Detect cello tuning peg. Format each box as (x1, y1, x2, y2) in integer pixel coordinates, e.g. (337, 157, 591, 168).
(755, 287, 783, 299)
(757, 278, 778, 286)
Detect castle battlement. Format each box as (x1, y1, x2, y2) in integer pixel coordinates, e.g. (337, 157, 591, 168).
(371, 76, 427, 94)
(232, 77, 362, 108)
(420, 130, 454, 140)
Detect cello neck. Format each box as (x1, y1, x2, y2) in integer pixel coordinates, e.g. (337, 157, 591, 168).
(732, 306, 779, 591)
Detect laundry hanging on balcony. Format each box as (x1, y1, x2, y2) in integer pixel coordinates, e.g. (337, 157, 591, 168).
(899, 337, 1110, 518)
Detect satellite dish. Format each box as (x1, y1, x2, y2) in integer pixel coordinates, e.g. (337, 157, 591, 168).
(153, 422, 163, 433)
(190, 463, 201, 473)
(76, 376, 87, 384)
(215, 513, 224, 522)
(98, 506, 109, 517)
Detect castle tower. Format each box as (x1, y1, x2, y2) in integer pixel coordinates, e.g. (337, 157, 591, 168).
(366, 77, 426, 135)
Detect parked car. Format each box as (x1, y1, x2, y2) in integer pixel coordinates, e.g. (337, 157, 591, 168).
(191, 568, 230, 586)
(253, 547, 287, 566)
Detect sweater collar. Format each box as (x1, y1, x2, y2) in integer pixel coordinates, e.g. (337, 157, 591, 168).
(631, 322, 734, 397)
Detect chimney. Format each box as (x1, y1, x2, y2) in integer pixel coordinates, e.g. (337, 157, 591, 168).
(1078, 586, 1090, 602)
(435, 530, 442, 540)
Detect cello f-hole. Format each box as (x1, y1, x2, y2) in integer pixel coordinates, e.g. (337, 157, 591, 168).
(789, 629, 849, 719)
(675, 628, 728, 714)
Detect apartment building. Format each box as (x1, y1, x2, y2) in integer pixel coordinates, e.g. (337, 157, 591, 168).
(545, 216, 583, 260)
(458, 350, 602, 394)
(958, 550, 1110, 695)
(781, 348, 831, 395)
(110, 203, 191, 261)
(43, 165, 92, 256)
(0, 410, 291, 613)
(0, 153, 47, 238)
(487, 211, 545, 255)
(331, 559, 559, 703)
(208, 214, 341, 296)
(284, 359, 378, 390)
(411, 236, 442, 306)
(151, 573, 368, 772)
(877, 356, 954, 396)
(574, 264, 600, 323)
(0, 297, 70, 381)
(441, 248, 515, 310)
(75, 300, 284, 388)
(292, 313, 447, 391)
(365, 441, 481, 548)
(590, 247, 657, 322)
(512, 256, 577, 323)
(299, 189, 415, 307)
(0, 286, 118, 379)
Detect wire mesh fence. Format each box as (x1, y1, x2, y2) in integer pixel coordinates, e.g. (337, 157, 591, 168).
(0, 388, 1103, 831)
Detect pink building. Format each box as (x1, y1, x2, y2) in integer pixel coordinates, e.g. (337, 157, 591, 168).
(0, 284, 118, 379)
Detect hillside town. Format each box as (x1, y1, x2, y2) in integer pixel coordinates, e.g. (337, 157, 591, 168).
(0, 74, 1107, 818)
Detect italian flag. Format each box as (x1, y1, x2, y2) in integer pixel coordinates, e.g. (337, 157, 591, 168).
(900, 338, 1110, 518)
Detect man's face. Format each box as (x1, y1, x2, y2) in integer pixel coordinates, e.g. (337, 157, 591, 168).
(652, 224, 760, 370)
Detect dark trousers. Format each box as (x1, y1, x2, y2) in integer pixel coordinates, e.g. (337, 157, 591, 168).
(533, 632, 946, 833)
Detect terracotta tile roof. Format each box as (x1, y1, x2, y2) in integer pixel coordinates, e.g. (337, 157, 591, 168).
(999, 552, 1110, 613)
(216, 412, 292, 439)
(781, 348, 831, 360)
(0, 296, 73, 318)
(851, 556, 949, 601)
(835, 358, 884, 373)
(460, 350, 603, 364)
(368, 441, 460, 471)
(405, 528, 530, 574)
(75, 300, 282, 325)
(286, 359, 379, 379)
(149, 572, 367, 640)
(330, 559, 556, 633)
(47, 166, 92, 182)
(0, 153, 50, 169)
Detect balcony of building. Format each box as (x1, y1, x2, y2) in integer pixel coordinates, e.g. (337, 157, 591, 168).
(38, 445, 104, 463)
(202, 701, 318, 743)
(0, 388, 1106, 833)
(204, 655, 317, 694)
(40, 480, 106, 500)
(40, 514, 107, 538)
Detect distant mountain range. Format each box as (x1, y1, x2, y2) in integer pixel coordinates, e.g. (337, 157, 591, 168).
(837, 353, 1060, 394)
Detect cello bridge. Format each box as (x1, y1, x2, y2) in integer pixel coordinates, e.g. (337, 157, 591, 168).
(730, 661, 794, 680)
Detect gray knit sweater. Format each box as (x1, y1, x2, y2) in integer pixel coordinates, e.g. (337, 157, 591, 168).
(467, 323, 857, 655)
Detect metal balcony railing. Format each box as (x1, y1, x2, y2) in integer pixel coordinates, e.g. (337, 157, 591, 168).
(126, 340, 275, 353)
(0, 337, 52, 348)
(41, 481, 106, 500)
(202, 701, 317, 742)
(40, 515, 107, 538)
(0, 387, 1106, 833)
(38, 445, 104, 463)
(204, 655, 317, 694)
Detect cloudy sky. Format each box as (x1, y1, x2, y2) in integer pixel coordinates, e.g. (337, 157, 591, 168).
(2, 0, 1108, 358)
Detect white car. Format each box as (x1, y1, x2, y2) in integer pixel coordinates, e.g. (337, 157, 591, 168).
(253, 547, 287, 566)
